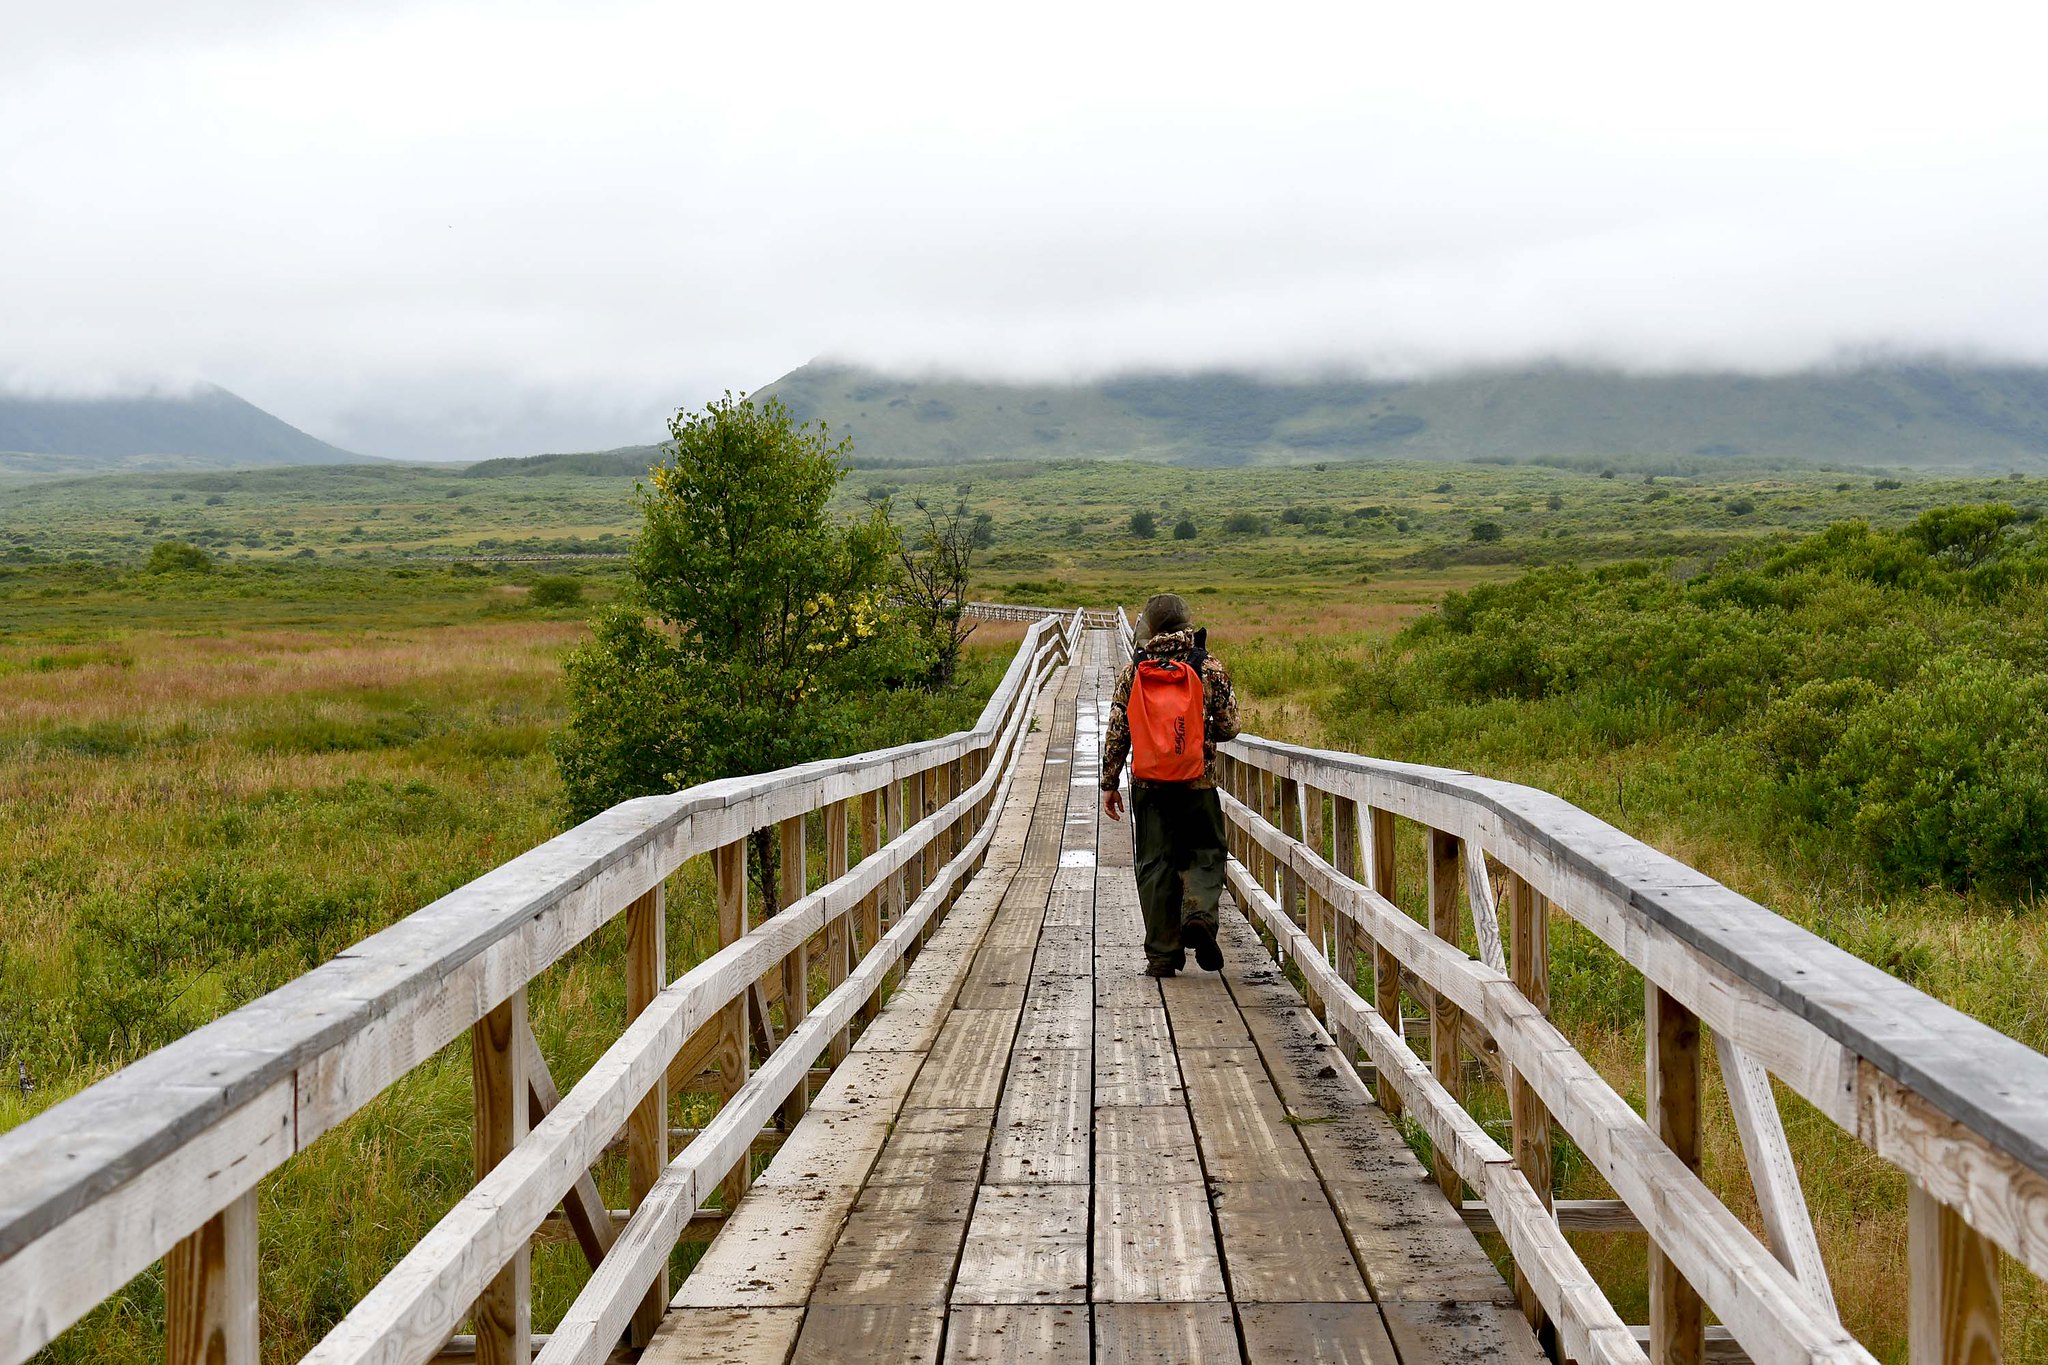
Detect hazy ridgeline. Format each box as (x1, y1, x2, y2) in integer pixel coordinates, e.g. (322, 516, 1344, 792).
(4, 455, 2047, 1356)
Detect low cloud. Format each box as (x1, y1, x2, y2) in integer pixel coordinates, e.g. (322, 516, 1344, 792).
(5, 0, 2047, 459)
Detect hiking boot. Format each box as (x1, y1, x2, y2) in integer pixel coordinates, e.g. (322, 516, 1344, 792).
(1183, 920, 1224, 972)
(1144, 961, 1179, 978)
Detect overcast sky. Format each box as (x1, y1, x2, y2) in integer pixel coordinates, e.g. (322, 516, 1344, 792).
(4, 0, 2047, 460)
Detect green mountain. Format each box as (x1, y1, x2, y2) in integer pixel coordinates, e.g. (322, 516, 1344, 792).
(0, 386, 366, 478)
(754, 361, 2048, 472)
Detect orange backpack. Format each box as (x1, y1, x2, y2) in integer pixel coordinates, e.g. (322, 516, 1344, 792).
(1127, 647, 1207, 783)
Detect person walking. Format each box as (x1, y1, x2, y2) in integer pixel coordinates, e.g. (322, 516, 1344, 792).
(1100, 593, 1241, 977)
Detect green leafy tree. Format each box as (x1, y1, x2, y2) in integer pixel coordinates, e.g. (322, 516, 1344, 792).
(553, 394, 919, 910)
(1129, 510, 1157, 538)
(1173, 516, 1197, 540)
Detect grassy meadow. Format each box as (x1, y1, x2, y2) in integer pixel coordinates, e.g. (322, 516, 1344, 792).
(4, 451, 2046, 1357)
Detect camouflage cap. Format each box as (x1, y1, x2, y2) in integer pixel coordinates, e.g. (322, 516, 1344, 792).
(1137, 593, 1192, 641)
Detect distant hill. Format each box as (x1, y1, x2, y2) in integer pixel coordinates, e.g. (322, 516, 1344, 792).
(753, 361, 2048, 472)
(0, 386, 367, 477)
(462, 444, 667, 479)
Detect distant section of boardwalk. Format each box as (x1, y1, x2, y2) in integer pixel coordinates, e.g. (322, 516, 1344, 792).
(648, 631, 1541, 1363)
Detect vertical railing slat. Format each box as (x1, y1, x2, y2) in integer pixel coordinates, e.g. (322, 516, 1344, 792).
(1647, 983, 1704, 1365)
(1426, 827, 1464, 1203)
(625, 885, 666, 1346)
(470, 987, 530, 1364)
(165, 1191, 258, 1365)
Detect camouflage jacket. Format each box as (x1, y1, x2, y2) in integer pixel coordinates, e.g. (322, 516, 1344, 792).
(1100, 627, 1240, 791)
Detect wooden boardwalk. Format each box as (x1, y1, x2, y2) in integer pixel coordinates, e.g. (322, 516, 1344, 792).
(648, 632, 1542, 1364)
(14, 606, 2042, 1365)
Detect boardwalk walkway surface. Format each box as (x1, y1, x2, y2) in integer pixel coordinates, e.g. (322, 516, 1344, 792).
(649, 631, 1542, 1365)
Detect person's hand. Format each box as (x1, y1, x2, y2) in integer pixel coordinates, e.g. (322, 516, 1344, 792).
(1102, 788, 1125, 822)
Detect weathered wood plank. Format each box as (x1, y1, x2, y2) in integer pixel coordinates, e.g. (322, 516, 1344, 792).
(952, 1184, 1091, 1305)
(1093, 1183, 1227, 1303)
(1094, 1104, 1204, 1187)
(870, 1107, 996, 1188)
(791, 1305, 944, 1365)
(1092, 1304, 1239, 1364)
(1211, 1179, 1373, 1304)
(1238, 1302, 1403, 1365)
(989, 1050, 1089, 1184)
(1178, 1046, 1317, 1184)
(641, 1307, 804, 1365)
(1094, 1008, 1180, 1108)
(941, 1305, 1088, 1365)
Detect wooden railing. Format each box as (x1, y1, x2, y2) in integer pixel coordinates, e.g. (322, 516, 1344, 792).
(964, 600, 1120, 629)
(0, 609, 1084, 1365)
(1110, 609, 2043, 1364)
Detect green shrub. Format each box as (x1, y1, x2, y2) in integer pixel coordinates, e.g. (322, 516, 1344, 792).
(145, 540, 211, 573)
(528, 575, 583, 608)
(1128, 510, 1157, 538)
(1221, 512, 1269, 535)
(1173, 517, 1197, 540)
(1469, 521, 1504, 543)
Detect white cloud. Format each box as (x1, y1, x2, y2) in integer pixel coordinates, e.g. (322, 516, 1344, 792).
(4, 0, 2047, 458)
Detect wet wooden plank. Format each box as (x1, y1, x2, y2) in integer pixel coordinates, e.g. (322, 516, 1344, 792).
(1095, 1009, 1181, 1108)
(1094, 1105, 1204, 1187)
(1236, 1303, 1401, 1365)
(1014, 979, 1092, 1051)
(989, 1050, 1090, 1184)
(1377, 1299, 1549, 1365)
(807, 1181, 977, 1307)
(642, 1306, 805, 1364)
(867, 1107, 995, 1188)
(1179, 1047, 1318, 1184)
(909, 1010, 1021, 1110)
(1093, 1183, 1227, 1303)
(791, 1304, 945, 1364)
(940, 1304, 1088, 1365)
(1092, 1304, 1239, 1364)
(952, 1185, 1091, 1305)
(1209, 1180, 1372, 1305)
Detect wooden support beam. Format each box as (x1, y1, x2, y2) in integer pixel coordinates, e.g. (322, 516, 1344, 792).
(1427, 826, 1464, 1203)
(1330, 795, 1363, 1058)
(777, 816, 809, 1129)
(625, 885, 666, 1347)
(1909, 1182, 2002, 1365)
(1369, 805, 1403, 1119)
(1462, 1198, 1641, 1235)
(1648, 983, 1704, 1365)
(1626, 1326, 1751, 1364)
(1508, 872, 1555, 1336)
(521, 1024, 613, 1270)
(714, 840, 751, 1216)
(825, 799, 853, 1066)
(166, 1189, 258, 1365)
(1716, 1036, 1836, 1318)
(470, 987, 530, 1364)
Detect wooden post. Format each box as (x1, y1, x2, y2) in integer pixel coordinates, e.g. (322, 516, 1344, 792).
(1647, 983, 1704, 1365)
(858, 789, 885, 1024)
(1909, 1184, 2002, 1365)
(826, 799, 853, 1065)
(1369, 806, 1403, 1118)
(1331, 795, 1363, 1058)
(1427, 827, 1464, 1203)
(714, 840, 752, 1215)
(166, 1191, 258, 1365)
(625, 885, 667, 1347)
(1507, 873, 1554, 1335)
(885, 777, 909, 981)
(1305, 785, 1327, 863)
(1280, 778, 1304, 927)
(778, 816, 809, 1127)
(471, 987, 530, 1363)
(949, 757, 966, 860)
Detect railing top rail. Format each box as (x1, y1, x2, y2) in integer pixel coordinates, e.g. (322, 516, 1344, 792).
(0, 609, 1088, 1271)
(1222, 732, 2048, 1200)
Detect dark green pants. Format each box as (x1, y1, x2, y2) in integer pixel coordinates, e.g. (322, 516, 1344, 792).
(1132, 783, 1227, 969)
